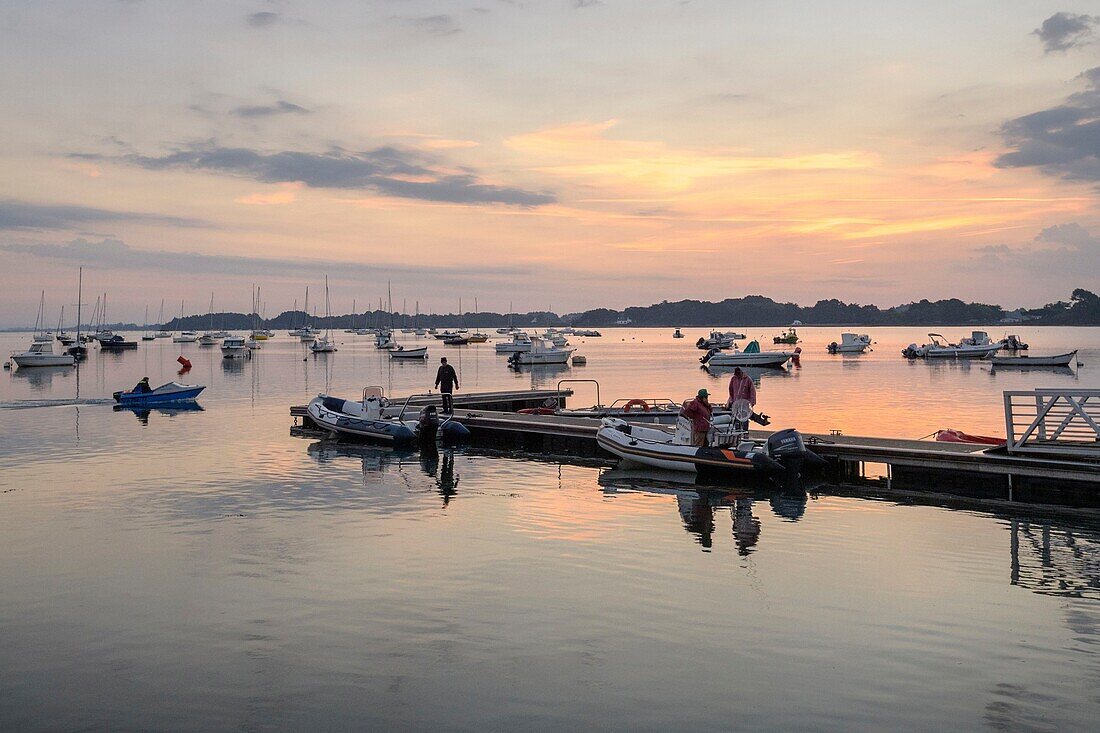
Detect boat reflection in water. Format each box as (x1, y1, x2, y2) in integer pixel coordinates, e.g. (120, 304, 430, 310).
(598, 467, 808, 554)
(10, 364, 74, 392)
(113, 401, 204, 425)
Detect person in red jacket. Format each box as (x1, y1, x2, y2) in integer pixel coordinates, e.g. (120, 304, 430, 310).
(681, 388, 713, 447)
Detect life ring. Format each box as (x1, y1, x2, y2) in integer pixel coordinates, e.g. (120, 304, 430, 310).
(622, 399, 650, 413)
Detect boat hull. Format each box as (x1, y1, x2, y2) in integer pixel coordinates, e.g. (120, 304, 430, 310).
(11, 354, 75, 367)
(308, 397, 417, 445)
(704, 352, 793, 367)
(390, 347, 428, 359)
(114, 383, 205, 404)
(990, 351, 1076, 368)
(596, 428, 780, 475)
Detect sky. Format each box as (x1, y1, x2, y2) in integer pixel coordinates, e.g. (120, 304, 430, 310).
(0, 0, 1098, 325)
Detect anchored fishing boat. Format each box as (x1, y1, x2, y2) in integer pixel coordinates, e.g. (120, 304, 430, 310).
(389, 345, 429, 360)
(597, 405, 823, 483)
(99, 335, 137, 351)
(11, 340, 75, 368)
(902, 332, 1004, 359)
(990, 351, 1077, 368)
(113, 380, 205, 405)
(701, 340, 797, 368)
(773, 327, 800, 344)
(221, 336, 251, 359)
(508, 338, 573, 366)
(826, 333, 872, 354)
(696, 330, 736, 350)
(495, 332, 533, 353)
(307, 387, 469, 445)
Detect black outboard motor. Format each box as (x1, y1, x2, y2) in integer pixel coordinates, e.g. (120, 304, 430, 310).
(767, 428, 810, 489)
(695, 336, 706, 348)
(700, 347, 720, 364)
(417, 405, 440, 444)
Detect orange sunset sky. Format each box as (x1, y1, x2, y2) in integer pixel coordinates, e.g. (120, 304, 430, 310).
(1, 1, 1098, 324)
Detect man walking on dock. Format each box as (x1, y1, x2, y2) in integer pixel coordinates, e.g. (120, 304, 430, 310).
(435, 357, 459, 413)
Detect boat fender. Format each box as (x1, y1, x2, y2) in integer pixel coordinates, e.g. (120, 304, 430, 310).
(622, 399, 650, 413)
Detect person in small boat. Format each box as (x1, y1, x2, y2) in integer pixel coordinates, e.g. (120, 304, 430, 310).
(434, 357, 459, 413)
(681, 388, 713, 447)
(132, 376, 152, 394)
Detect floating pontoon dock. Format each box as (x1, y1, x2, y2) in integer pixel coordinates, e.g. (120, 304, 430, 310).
(291, 388, 1100, 501)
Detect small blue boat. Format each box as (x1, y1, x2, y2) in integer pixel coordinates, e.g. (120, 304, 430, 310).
(113, 380, 205, 405)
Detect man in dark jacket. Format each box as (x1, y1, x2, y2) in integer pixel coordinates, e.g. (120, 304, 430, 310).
(681, 388, 713, 447)
(434, 357, 459, 413)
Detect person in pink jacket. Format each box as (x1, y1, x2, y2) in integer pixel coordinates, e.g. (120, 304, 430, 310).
(726, 367, 770, 426)
(725, 367, 756, 407)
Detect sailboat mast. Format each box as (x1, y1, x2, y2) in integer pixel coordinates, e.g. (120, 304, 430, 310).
(75, 268, 83, 342)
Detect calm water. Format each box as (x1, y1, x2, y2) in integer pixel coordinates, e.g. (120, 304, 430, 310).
(2, 327, 1099, 730)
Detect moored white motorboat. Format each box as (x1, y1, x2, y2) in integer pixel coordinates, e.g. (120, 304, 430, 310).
(221, 336, 251, 359)
(696, 330, 735, 350)
(826, 333, 872, 354)
(902, 332, 1004, 359)
(11, 340, 75, 368)
(508, 338, 573, 365)
(701, 340, 796, 368)
(173, 331, 199, 343)
(199, 333, 219, 346)
(574, 329, 602, 337)
(495, 332, 533, 353)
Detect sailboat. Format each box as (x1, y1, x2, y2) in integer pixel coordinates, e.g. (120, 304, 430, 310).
(31, 292, 52, 342)
(345, 299, 358, 333)
(56, 305, 74, 345)
(199, 293, 220, 345)
(141, 305, 155, 340)
(92, 293, 115, 343)
(67, 268, 88, 359)
(154, 299, 171, 338)
(468, 298, 489, 342)
(251, 287, 270, 340)
(296, 286, 319, 341)
(173, 300, 198, 342)
(310, 276, 337, 353)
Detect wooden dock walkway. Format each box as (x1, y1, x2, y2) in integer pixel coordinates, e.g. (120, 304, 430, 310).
(291, 388, 1100, 498)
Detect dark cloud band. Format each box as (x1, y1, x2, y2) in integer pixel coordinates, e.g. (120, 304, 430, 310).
(76, 145, 555, 207)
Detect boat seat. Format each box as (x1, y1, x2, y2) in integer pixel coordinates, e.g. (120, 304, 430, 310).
(322, 396, 348, 413)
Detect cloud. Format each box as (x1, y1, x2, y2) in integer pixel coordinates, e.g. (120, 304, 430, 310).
(0, 199, 207, 231)
(0, 237, 535, 287)
(77, 144, 555, 206)
(232, 100, 311, 118)
(972, 222, 1100, 276)
(573, 0, 601, 7)
(995, 67, 1100, 183)
(246, 11, 281, 28)
(1033, 12, 1099, 53)
(406, 15, 460, 35)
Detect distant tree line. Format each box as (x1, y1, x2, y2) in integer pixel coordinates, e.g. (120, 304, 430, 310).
(49, 288, 1100, 331)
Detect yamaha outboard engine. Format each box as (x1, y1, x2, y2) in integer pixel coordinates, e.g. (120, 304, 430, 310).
(700, 347, 720, 364)
(767, 428, 811, 489)
(695, 336, 706, 348)
(417, 405, 440, 444)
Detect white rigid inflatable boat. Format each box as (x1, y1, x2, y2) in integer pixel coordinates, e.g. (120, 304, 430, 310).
(308, 387, 469, 446)
(596, 401, 825, 483)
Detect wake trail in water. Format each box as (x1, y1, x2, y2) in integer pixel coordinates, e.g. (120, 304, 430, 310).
(0, 398, 116, 410)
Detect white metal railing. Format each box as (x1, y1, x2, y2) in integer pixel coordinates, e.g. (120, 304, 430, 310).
(1003, 389, 1100, 455)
